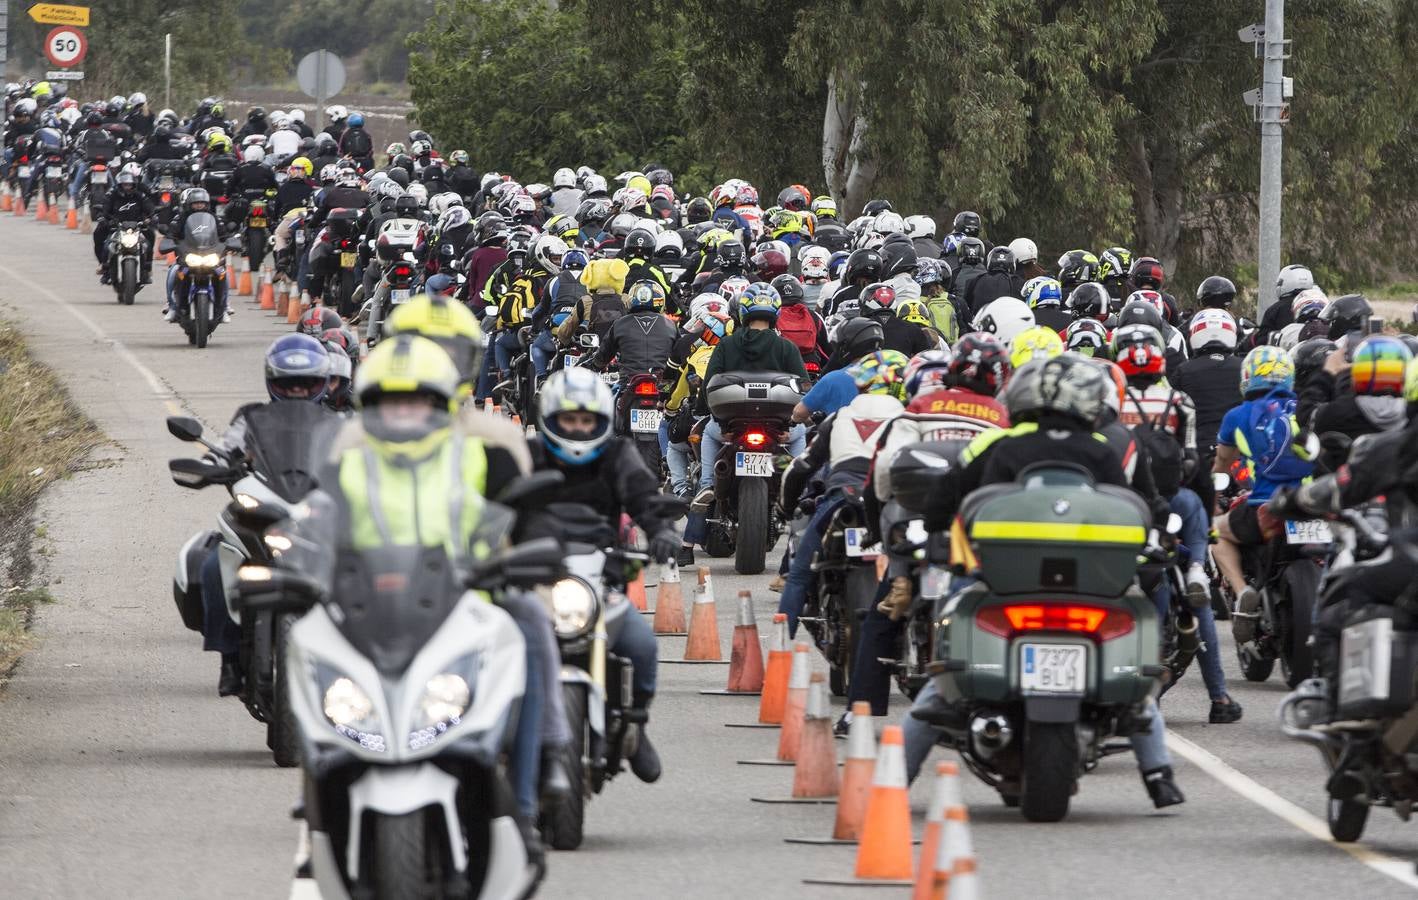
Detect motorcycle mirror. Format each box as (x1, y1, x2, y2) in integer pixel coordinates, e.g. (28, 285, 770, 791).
(166, 415, 205, 442)
(495, 470, 564, 509)
(1165, 512, 1183, 535)
(578, 333, 600, 350)
(223, 236, 242, 252)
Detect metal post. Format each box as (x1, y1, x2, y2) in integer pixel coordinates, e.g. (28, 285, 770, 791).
(164, 34, 172, 110)
(1, 2, 9, 76)
(316, 51, 327, 131)
(1256, 0, 1287, 320)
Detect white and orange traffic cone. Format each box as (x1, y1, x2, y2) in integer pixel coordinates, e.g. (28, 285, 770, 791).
(738, 639, 810, 767)
(651, 561, 686, 635)
(751, 672, 840, 805)
(804, 725, 915, 887)
(913, 762, 964, 900)
(725, 611, 788, 727)
(702, 590, 763, 693)
(784, 701, 882, 846)
(626, 566, 649, 612)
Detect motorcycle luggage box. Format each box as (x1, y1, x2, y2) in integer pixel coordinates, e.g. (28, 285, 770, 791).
(889, 440, 967, 514)
(1338, 608, 1418, 719)
(705, 372, 803, 423)
(376, 218, 422, 262)
(327, 208, 360, 238)
(174, 530, 220, 632)
(961, 476, 1148, 597)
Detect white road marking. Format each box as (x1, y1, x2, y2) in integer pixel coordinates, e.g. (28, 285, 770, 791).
(287, 879, 322, 900)
(1167, 732, 1418, 890)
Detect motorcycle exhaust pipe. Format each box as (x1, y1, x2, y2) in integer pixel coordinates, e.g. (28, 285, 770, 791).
(1167, 611, 1200, 677)
(969, 713, 1013, 758)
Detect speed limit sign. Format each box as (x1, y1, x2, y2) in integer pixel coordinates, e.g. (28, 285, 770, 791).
(44, 26, 87, 68)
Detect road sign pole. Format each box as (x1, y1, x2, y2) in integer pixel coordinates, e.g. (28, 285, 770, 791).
(2, 4, 9, 74)
(316, 50, 327, 131)
(1256, 0, 1287, 319)
(164, 33, 171, 110)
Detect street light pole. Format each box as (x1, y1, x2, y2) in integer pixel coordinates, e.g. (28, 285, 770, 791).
(1243, 0, 1291, 320)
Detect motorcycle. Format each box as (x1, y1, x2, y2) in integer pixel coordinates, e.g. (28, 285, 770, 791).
(107, 221, 149, 306)
(615, 371, 666, 478)
(239, 489, 558, 899)
(160, 212, 232, 348)
(327, 209, 363, 318)
(145, 159, 192, 231)
(364, 218, 423, 347)
(38, 146, 67, 210)
(797, 483, 880, 697)
(239, 187, 277, 272)
(81, 159, 111, 221)
(702, 372, 804, 575)
(167, 404, 342, 767)
(1280, 508, 1418, 842)
(903, 463, 1163, 821)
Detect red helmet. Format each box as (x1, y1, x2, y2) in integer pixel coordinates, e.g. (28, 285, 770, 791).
(861, 282, 897, 315)
(751, 247, 790, 281)
(948, 333, 1011, 397)
(1129, 256, 1165, 290)
(1112, 323, 1166, 376)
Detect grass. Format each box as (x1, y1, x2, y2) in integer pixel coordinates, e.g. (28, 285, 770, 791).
(0, 321, 103, 522)
(0, 588, 56, 675)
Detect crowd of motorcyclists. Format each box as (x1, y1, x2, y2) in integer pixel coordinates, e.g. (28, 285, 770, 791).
(10, 74, 1418, 892)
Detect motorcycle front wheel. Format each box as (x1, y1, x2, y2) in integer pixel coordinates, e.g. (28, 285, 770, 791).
(119, 257, 137, 306)
(369, 810, 444, 900)
(541, 683, 588, 851)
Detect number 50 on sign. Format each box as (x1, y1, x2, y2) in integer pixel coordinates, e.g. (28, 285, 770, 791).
(45, 26, 88, 68)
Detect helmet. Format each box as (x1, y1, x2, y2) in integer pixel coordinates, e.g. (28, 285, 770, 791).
(1125, 289, 1167, 319)
(337, 166, 361, 188)
(449, 149, 470, 165)
(626, 280, 667, 312)
(717, 239, 747, 270)
(410, 139, 432, 157)
(1291, 338, 1338, 385)
(752, 245, 791, 280)
(115, 169, 138, 190)
(861, 282, 898, 316)
(1115, 300, 1167, 335)
(850, 350, 910, 400)
(355, 335, 460, 456)
(986, 247, 1015, 275)
(207, 134, 232, 154)
(1129, 256, 1165, 290)
(831, 318, 885, 366)
(298, 306, 346, 338)
(800, 245, 832, 280)
(827, 250, 851, 280)
(183, 188, 211, 213)
(1065, 282, 1110, 321)
(777, 186, 809, 211)
(321, 342, 353, 410)
(843, 247, 885, 284)
(575, 197, 612, 226)
(873, 210, 906, 236)
(1240, 345, 1296, 395)
(1098, 247, 1133, 284)
(265, 334, 330, 402)
(880, 233, 917, 276)
(1009, 326, 1065, 369)
(1290, 287, 1329, 323)
(1007, 237, 1038, 266)
(769, 209, 805, 241)
(13, 98, 37, 117)
(952, 211, 982, 237)
(476, 211, 507, 245)
(1057, 250, 1100, 289)
(689, 292, 730, 321)
(242, 145, 264, 164)
(1094, 359, 1129, 415)
(772, 274, 805, 306)
(1319, 293, 1373, 339)
(1196, 275, 1237, 309)
(582, 173, 608, 195)
(560, 248, 589, 272)
(1064, 318, 1110, 357)
(128, 92, 147, 108)
(246, 106, 266, 122)
(914, 257, 950, 288)
(811, 196, 838, 218)
(550, 167, 576, 189)
(289, 108, 305, 123)
(1004, 354, 1107, 427)
(506, 228, 533, 261)
(739, 282, 782, 324)
(1188, 308, 1239, 352)
(1022, 276, 1063, 309)
(347, 113, 365, 128)
(1349, 336, 1411, 397)
(1112, 324, 1167, 376)
(538, 368, 614, 464)
(1276, 264, 1315, 299)
(533, 233, 568, 274)
(686, 197, 713, 223)
(957, 237, 987, 266)
(718, 275, 752, 309)
(288, 156, 313, 177)
(896, 300, 932, 328)
(948, 333, 1011, 396)
(904, 349, 953, 397)
(905, 215, 937, 239)
(84, 110, 103, 128)
(971, 296, 1035, 344)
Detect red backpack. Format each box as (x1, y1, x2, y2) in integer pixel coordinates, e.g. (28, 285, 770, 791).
(776, 303, 819, 362)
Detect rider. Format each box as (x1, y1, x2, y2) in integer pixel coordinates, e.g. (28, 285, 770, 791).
(662, 295, 733, 505)
(163, 188, 232, 323)
(338, 112, 374, 170)
(1308, 335, 1412, 469)
(93, 164, 155, 285)
(591, 280, 676, 381)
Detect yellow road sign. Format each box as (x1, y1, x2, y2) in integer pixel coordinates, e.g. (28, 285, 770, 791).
(28, 4, 90, 26)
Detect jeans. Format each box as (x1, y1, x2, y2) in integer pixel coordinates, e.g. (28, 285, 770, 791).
(69, 161, 87, 203)
(199, 547, 239, 655)
(1167, 488, 1228, 701)
(665, 435, 691, 496)
(530, 330, 556, 377)
(475, 338, 497, 403)
(497, 590, 568, 819)
(847, 579, 899, 716)
(777, 491, 848, 635)
(493, 329, 522, 376)
(696, 419, 807, 490)
(610, 607, 658, 698)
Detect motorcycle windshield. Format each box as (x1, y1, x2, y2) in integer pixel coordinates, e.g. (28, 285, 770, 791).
(240, 402, 344, 502)
(182, 212, 221, 254)
(326, 544, 465, 675)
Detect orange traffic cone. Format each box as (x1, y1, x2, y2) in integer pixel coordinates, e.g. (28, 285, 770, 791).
(913, 762, 963, 900)
(751, 672, 840, 804)
(805, 725, 915, 887)
(651, 562, 686, 636)
(258, 273, 276, 309)
(757, 614, 792, 723)
(13, 196, 25, 216)
(65, 205, 78, 229)
(286, 289, 304, 324)
(34, 197, 47, 219)
(627, 567, 648, 612)
(274, 281, 289, 316)
(0, 190, 11, 212)
(237, 263, 253, 296)
(711, 591, 763, 693)
(776, 641, 812, 761)
(683, 568, 721, 660)
(46, 202, 59, 224)
(835, 702, 878, 840)
(939, 856, 979, 900)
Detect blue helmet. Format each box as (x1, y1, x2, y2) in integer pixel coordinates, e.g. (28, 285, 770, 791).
(347, 112, 365, 127)
(265, 333, 331, 402)
(738, 282, 782, 324)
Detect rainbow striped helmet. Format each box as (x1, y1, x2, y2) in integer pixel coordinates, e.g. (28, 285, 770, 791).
(1350, 335, 1411, 398)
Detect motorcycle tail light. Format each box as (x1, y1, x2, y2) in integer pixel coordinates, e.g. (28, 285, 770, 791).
(743, 430, 768, 448)
(393, 264, 412, 278)
(633, 381, 658, 397)
(805, 361, 820, 373)
(976, 603, 1133, 641)
(161, 192, 172, 204)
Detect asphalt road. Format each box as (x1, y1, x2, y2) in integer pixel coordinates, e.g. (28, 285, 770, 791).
(0, 209, 1415, 899)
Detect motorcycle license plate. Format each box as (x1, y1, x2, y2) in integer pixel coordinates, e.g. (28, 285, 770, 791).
(735, 451, 773, 477)
(18, 166, 30, 179)
(844, 527, 880, 558)
(390, 288, 411, 304)
(91, 171, 108, 184)
(158, 176, 175, 189)
(630, 408, 662, 433)
(599, 371, 620, 387)
(1020, 643, 1087, 694)
(1285, 520, 1333, 544)
(46, 166, 61, 178)
(921, 565, 951, 600)
(340, 251, 357, 268)
(249, 217, 267, 228)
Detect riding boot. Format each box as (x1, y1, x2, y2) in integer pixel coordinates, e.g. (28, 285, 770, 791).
(628, 692, 661, 783)
(540, 746, 572, 801)
(1142, 766, 1185, 809)
(218, 652, 243, 697)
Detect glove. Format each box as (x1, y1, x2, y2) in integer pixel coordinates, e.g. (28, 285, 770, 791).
(648, 528, 680, 564)
(876, 576, 914, 621)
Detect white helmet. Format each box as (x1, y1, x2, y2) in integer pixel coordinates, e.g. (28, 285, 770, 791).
(1188, 308, 1238, 352)
(427, 193, 451, 218)
(405, 182, 428, 207)
(242, 133, 266, 148)
(533, 233, 569, 274)
(1007, 237, 1039, 266)
(552, 167, 577, 189)
(904, 215, 936, 239)
(655, 230, 684, 257)
(128, 92, 147, 108)
(972, 297, 1036, 345)
(242, 145, 264, 164)
(538, 368, 614, 464)
(336, 166, 360, 187)
(872, 210, 906, 235)
(582, 173, 608, 195)
(799, 244, 831, 280)
(325, 104, 348, 122)
(290, 108, 305, 123)
(689, 292, 730, 320)
(319, 164, 338, 184)
(1276, 264, 1314, 298)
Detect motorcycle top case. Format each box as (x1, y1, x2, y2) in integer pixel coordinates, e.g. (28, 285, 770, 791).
(959, 474, 1148, 597)
(376, 218, 422, 262)
(889, 439, 968, 514)
(327, 208, 361, 239)
(1337, 606, 1418, 720)
(705, 372, 803, 424)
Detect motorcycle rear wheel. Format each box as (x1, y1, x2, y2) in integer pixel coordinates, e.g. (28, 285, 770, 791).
(541, 683, 588, 851)
(1236, 641, 1275, 682)
(1020, 721, 1077, 822)
(734, 477, 769, 575)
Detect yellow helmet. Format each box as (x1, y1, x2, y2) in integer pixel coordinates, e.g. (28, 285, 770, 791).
(207, 133, 232, 154)
(626, 174, 652, 199)
(384, 293, 485, 388)
(1009, 326, 1065, 369)
(289, 156, 314, 177)
(355, 335, 461, 459)
(1405, 355, 1418, 405)
(581, 257, 629, 294)
(895, 299, 932, 328)
(543, 214, 579, 243)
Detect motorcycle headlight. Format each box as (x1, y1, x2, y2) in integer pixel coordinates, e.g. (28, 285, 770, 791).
(119, 232, 139, 248)
(316, 664, 385, 752)
(185, 252, 220, 268)
(408, 653, 481, 751)
(539, 577, 598, 639)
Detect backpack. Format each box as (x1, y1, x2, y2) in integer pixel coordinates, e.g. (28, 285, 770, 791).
(776, 303, 819, 362)
(924, 295, 958, 343)
(1125, 388, 1184, 496)
(1243, 387, 1314, 482)
(588, 292, 626, 339)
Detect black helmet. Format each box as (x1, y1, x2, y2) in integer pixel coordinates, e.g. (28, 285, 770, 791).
(830, 318, 885, 368)
(391, 154, 414, 175)
(686, 197, 712, 224)
(880, 233, 917, 277)
(1196, 275, 1237, 309)
(1067, 282, 1111, 320)
(317, 137, 338, 156)
(85, 111, 103, 128)
(1057, 249, 1100, 293)
(104, 100, 123, 119)
(393, 195, 420, 218)
(862, 198, 893, 216)
(1320, 293, 1373, 339)
(247, 106, 266, 121)
(986, 246, 1015, 274)
(476, 211, 507, 246)
(771, 274, 805, 306)
(1115, 300, 1166, 335)
(952, 211, 982, 236)
(422, 162, 445, 182)
(408, 129, 433, 146)
(1292, 338, 1338, 385)
(843, 247, 885, 285)
(622, 227, 656, 261)
(958, 237, 986, 266)
(386, 167, 411, 187)
(717, 240, 746, 270)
